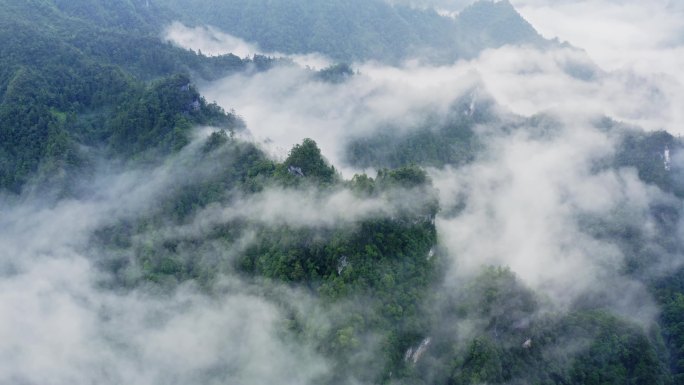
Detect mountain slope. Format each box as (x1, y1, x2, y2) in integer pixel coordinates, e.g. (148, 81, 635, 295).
(160, 0, 553, 63)
(455, 0, 550, 56)
(0, 0, 272, 192)
(1, 1, 683, 384)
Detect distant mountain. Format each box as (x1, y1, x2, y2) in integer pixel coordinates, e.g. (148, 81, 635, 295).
(51, 0, 173, 33)
(455, 0, 550, 57)
(2, 2, 684, 385)
(345, 84, 684, 199)
(159, 0, 554, 63)
(345, 87, 500, 169)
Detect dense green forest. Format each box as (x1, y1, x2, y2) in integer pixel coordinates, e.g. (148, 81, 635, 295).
(345, 90, 494, 169)
(159, 0, 551, 63)
(0, 0, 279, 192)
(88, 133, 683, 385)
(1, 0, 683, 384)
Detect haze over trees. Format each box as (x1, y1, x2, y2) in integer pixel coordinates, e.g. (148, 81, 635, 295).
(160, 0, 551, 63)
(1, 1, 683, 385)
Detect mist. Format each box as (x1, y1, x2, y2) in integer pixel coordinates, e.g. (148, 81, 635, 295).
(433, 120, 674, 323)
(0, 145, 335, 385)
(3, 0, 684, 383)
(0, 127, 444, 384)
(164, 21, 260, 58)
(165, 9, 684, 327)
(513, 0, 684, 136)
(164, 22, 333, 69)
(189, 44, 681, 172)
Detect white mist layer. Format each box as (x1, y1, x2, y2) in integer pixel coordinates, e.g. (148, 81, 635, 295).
(512, 0, 684, 134)
(185, 26, 684, 325)
(164, 21, 260, 58)
(164, 22, 332, 69)
(0, 147, 330, 385)
(432, 121, 671, 323)
(196, 45, 682, 178)
(512, 0, 684, 71)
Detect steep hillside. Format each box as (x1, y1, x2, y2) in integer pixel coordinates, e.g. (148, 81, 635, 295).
(160, 0, 553, 63)
(0, 0, 274, 192)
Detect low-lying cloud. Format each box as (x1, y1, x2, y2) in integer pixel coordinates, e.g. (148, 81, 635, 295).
(0, 262, 327, 385)
(164, 22, 333, 69)
(432, 121, 670, 323)
(0, 147, 331, 385)
(164, 21, 260, 58)
(513, 0, 684, 135)
(195, 45, 682, 177)
(169, 14, 684, 326)
(4, 3, 684, 382)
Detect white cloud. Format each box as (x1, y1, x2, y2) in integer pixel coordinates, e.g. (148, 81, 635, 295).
(0, 256, 328, 385)
(164, 22, 333, 68)
(198, 44, 682, 177)
(0, 148, 330, 385)
(164, 21, 261, 58)
(163, 9, 684, 328)
(508, 0, 684, 138)
(5, 5, 684, 380)
(200, 63, 482, 175)
(431, 123, 667, 323)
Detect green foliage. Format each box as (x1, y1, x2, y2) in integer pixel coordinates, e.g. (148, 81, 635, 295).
(451, 337, 504, 384)
(93, 138, 439, 383)
(275, 138, 338, 186)
(567, 312, 668, 385)
(653, 268, 684, 384)
(2, 2, 683, 384)
(315, 63, 355, 84)
(107, 74, 235, 156)
(160, 0, 551, 64)
(0, 0, 276, 192)
(392, 267, 673, 385)
(345, 100, 486, 169)
(376, 165, 430, 189)
(202, 130, 230, 153)
(239, 207, 437, 382)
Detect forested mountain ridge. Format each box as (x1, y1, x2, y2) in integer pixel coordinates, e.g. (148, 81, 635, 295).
(159, 0, 554, 63)
(0, 0, 562, 193)
(1, 0, 684, 384)
(0, 0, 277, 193)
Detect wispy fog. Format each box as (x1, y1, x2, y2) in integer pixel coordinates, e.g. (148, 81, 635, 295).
(513, 0, 684, 134)
(0, 133, 442, 384)
(0, 145, 332, 385)
(383, 0, 474, 13)
(432, 120, 673, 324)
(513, 0, 684, 70)
(168, 8, 684, 326)
(3, 2, 683, 383)
(193, 44, 680, 174)
(164, 21, 260, 58)
(164, 22, 333, 68)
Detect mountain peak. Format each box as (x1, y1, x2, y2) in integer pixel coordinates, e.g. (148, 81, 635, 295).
(455, 0, 547, 55)
(459, 0, 528, 26)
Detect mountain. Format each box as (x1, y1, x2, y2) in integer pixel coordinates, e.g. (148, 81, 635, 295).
(455, 0, 550, 56)
(0, 0, 276, 192)
(345, 86, 498, 169)
(1, 1, 684, 384)
(159, 0, 554, 63)
(0, 0, 551, 192)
